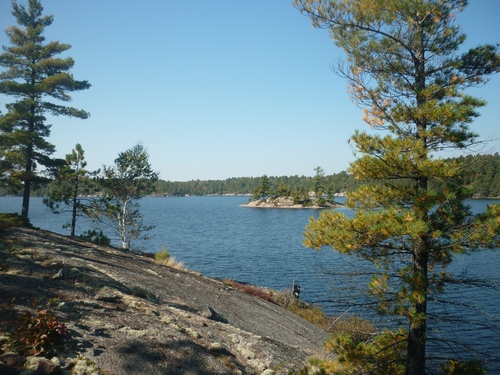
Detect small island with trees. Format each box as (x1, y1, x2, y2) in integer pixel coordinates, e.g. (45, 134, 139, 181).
(242, 168, 345, 209)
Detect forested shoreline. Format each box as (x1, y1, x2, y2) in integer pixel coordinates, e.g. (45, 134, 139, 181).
(128, 153, 500, 198)
(5, 152, 497, 199)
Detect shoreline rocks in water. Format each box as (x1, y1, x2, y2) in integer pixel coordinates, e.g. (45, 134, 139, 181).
(0, 227, 329, 374)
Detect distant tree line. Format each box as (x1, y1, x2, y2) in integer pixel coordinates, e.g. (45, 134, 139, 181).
(457, 153, 500, 198)
(2, 153, 499, 199)
(153, 170, 359, 198)
(148, 153, 500, 198)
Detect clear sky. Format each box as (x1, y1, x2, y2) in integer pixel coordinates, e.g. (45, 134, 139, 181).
(1, 1, 499, 181)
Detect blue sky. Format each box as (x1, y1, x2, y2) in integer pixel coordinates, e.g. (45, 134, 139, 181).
(1, 1, 499, 181)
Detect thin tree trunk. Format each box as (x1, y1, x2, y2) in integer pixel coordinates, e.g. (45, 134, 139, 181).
(21, 179, 30, 219)
(120, 202, 128, 249)
(71, 167, 80, 237)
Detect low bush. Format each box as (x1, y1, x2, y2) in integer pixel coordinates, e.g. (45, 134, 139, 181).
(270, 288, 295, 308)
(222, 279, 275, 302)
(154, 246, 170, 263)
(79, 230, 110, 245)
(0, 213, 34, 231)
(9, 299, 67, 355)
(288, 303, 331, 329)
(327, 315, 376, 343)
(154, 246, 186, 270)
(441, 359, 487, 375)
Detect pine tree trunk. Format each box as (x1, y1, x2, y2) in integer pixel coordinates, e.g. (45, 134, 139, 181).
(406, 28, 429, 374)
(21, 179, 30, 219)
(22, 114, 35, 219)
(406, 237, 428, 375)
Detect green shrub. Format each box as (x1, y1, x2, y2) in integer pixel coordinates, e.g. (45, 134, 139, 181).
(80, 230, 110, 245)
(154, 245, 170, 264)
(441, 359, 487, 375)
(0, 213, 34, 231)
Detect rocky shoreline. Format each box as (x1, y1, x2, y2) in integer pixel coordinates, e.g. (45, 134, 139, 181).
(0, 227, 329, 374)
(241, 196, 343, 209)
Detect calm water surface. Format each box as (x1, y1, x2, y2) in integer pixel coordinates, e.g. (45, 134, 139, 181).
(1, 196, 499, 371)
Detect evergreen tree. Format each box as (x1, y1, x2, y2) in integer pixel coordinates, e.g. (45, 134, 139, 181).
(252, 174, 270, 200)
(291, 185, 310, 205)
(276, 181, 290, 197)
(0, 0, 90, 219)
(311, 166, 325, 203)
(87, 143, 158, 250)
(295, 1, 500, 374)
(43, 144, 95, 236)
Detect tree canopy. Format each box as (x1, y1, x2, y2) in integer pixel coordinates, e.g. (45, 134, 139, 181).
(86, 143, 159, 250)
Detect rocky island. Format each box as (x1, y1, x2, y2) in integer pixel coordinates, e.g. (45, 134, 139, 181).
(241, 196, 343, 209)
(0, 227, 329, 375)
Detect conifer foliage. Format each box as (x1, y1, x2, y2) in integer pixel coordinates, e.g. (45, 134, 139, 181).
(295, 0, 500, 374)
(0, 0, 90, 219)
(43, 144, 95, 237)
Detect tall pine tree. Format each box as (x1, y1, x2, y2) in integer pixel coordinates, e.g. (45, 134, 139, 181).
(0, 0, 90, 218)
(295, 1, 500, 374)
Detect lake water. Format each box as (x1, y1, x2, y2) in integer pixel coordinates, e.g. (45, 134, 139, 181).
(1, 196, 499, 371)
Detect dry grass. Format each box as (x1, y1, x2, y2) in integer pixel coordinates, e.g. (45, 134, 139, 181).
(154, 247, 187, 271)
(221, 279, 275, 302)
(156, 255, 186, 271)
(270, 288, 296, 307)
(326, 315, 376, 342)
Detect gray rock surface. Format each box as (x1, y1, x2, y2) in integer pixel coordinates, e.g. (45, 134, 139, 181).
(0, 227, 329, 374)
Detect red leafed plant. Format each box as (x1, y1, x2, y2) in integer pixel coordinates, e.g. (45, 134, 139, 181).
(10, 299, 68, 355)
